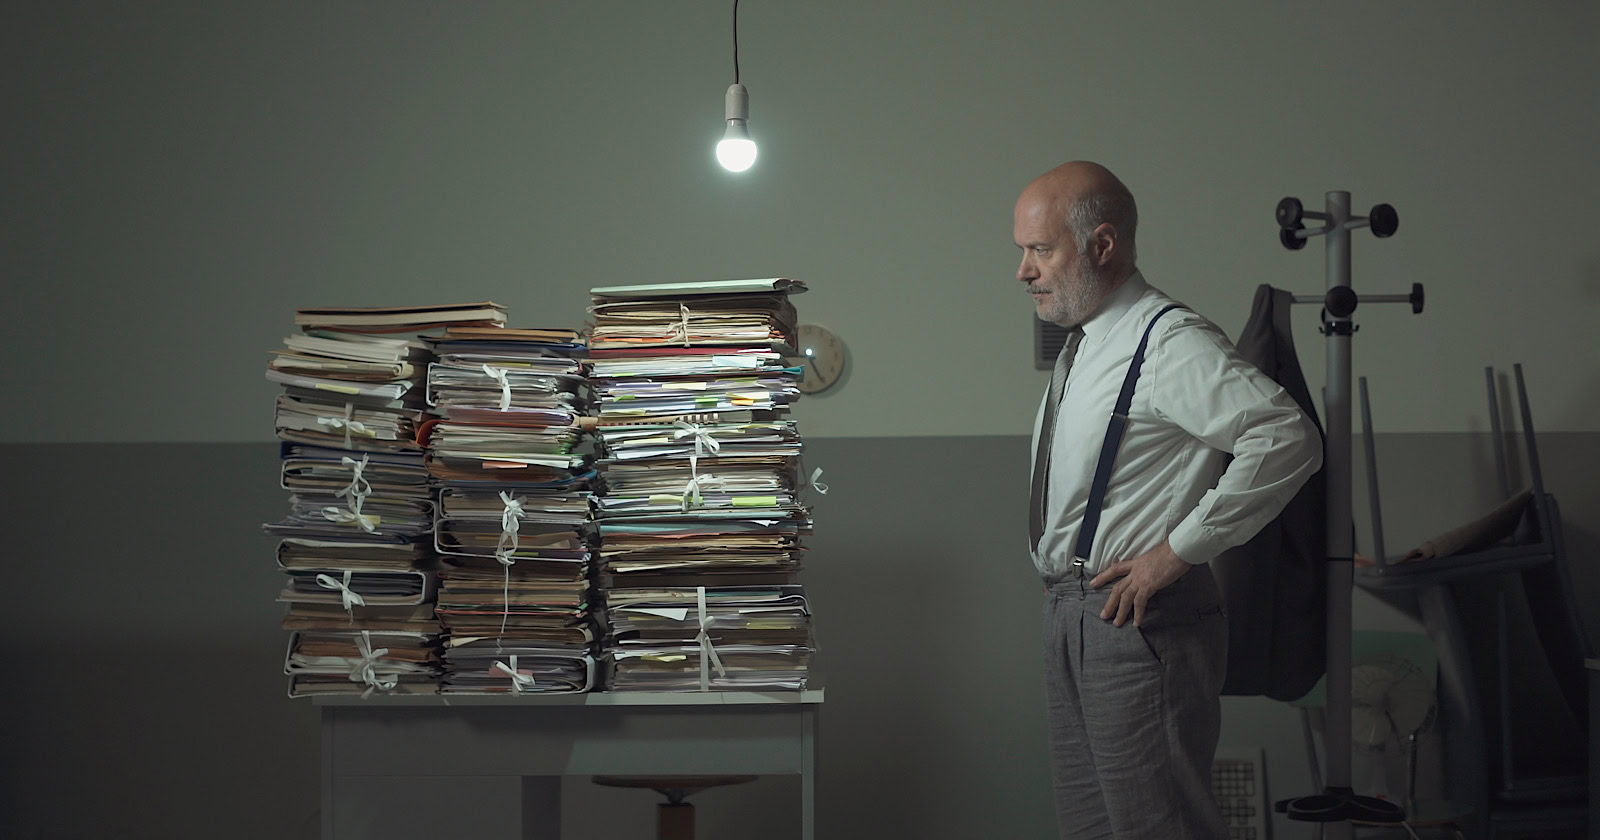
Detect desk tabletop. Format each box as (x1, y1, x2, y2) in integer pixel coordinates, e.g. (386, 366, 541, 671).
(313, 686, 825, 707)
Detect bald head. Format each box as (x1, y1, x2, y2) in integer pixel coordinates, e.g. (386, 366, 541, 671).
(1013, 162, 1139, 327)
(1018, 161, 1138, 274)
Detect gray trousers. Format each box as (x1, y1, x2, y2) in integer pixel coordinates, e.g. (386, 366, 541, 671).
(1042, 564, 1230, 840)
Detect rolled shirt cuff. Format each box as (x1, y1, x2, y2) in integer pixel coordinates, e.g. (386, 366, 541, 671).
(1168, 518, 1223, 565)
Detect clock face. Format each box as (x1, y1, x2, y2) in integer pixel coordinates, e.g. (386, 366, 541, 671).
(793, 324, 846, 394)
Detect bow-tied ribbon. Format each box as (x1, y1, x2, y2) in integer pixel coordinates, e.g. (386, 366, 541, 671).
(327, 454, 375, 532)
(672, 421, 722, 508)
(493, 655, 537, 693)
(665, 302, 693, 347)
(481, 364, 513, 411)
(316, 569, 367, 612)
(673, 421, 722, 460)
(320, 506, 378, 533)
(337, 455, 372, 503)
(349, 630, 397, 698)
(495, 492, 525, 566)
(680, 472, 722, 512)
(495, 491, 526, 639)
(316, 403, 369, 449)
(695, 585, 727, 691)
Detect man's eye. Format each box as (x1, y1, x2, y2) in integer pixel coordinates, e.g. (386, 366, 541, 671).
(1034, 247, 1050, 255)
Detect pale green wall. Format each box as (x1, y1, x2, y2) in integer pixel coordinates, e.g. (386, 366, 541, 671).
(3, 1, 1598, 442)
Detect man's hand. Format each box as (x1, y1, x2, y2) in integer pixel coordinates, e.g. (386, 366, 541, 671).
(1090, 539, 1191, 627)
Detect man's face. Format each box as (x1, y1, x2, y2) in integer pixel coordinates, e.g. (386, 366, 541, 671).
(1014, 194, 1107, 328)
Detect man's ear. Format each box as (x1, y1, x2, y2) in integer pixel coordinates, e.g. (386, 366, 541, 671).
(1092, 222, 1119, 268)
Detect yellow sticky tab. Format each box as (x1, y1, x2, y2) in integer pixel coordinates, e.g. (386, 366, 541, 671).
(643, 654, 688, 663)
(732, 496, 778, 507)
(648, 494, 681, 506)
(314, 383, 362, 395)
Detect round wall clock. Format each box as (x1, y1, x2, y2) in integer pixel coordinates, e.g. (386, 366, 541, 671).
(794, 324, 846, 394)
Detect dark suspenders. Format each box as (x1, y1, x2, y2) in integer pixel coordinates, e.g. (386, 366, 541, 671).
(1071, 304, 1185, 569)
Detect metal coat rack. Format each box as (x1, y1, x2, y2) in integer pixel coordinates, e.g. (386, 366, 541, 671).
(1272, 191, 1424, 839)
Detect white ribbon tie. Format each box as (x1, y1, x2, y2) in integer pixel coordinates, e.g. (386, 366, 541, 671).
(664, 302, 693, 347)
(680, 472, 723, 512)
(493, 655, 537, 693)
(482, 364, 513, 411)
(671, 422, 724, 510)
(495, 491, 525, 565)
(329, 454, 375, 531)
(320, 506, 378, 533)
(316, 403, 370, 449)
(695, 585, 727, 691)
(809, 466, 830, 495)
(349, 630, 397, 698)
(495, 491, 527, 639)
(316, 569, 367, 612)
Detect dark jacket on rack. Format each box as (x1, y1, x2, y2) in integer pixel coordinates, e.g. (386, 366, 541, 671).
(1212, 285, 1327, 701)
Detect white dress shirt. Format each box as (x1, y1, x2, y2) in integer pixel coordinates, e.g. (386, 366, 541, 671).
(1029, 271, 1322, 579)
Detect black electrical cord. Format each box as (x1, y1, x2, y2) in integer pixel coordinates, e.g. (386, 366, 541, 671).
(732, 0, 741, 84)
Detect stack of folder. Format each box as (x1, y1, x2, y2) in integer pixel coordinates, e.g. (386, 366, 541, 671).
(588, 279, 818, 691)
(265, 303, 506, 697)
(421, 326, 600, 694)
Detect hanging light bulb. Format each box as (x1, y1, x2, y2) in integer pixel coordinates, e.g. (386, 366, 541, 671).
(714, 0, 756, 172)
(716, 83, 757, 172)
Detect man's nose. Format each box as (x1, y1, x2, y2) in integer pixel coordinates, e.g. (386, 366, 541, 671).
(1017, 257, 1036, 283)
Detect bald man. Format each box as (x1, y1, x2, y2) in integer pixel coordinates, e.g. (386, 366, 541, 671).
(1018, 162, 1321, 839)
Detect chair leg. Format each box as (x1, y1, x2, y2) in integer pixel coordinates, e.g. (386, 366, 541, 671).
(1359, 376, 1389, 567)
(1512, 364, 1545, 496)
(1485, 367, 1510, 500)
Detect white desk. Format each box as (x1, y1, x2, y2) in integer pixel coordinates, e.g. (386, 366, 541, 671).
(314, 686, 824, 839)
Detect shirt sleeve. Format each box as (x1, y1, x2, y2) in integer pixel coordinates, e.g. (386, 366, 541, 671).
(1148, 318, 1322, 564)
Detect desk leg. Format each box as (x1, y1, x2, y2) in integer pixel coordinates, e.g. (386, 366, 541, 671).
(1418, 584, 1488, 840)
(322, 712, 335, 840)
(520, 776, 561, 840)
(1589, 668, 1598, 840)
(802, 707, 818, 840)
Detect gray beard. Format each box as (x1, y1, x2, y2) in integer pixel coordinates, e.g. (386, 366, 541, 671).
(1048, 257, 1117, 328)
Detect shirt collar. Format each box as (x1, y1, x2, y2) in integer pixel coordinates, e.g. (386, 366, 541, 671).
(1079, 269, 1149, 345)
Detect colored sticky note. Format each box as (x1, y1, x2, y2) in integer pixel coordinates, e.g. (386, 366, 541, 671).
(314, 383, 362, 395)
